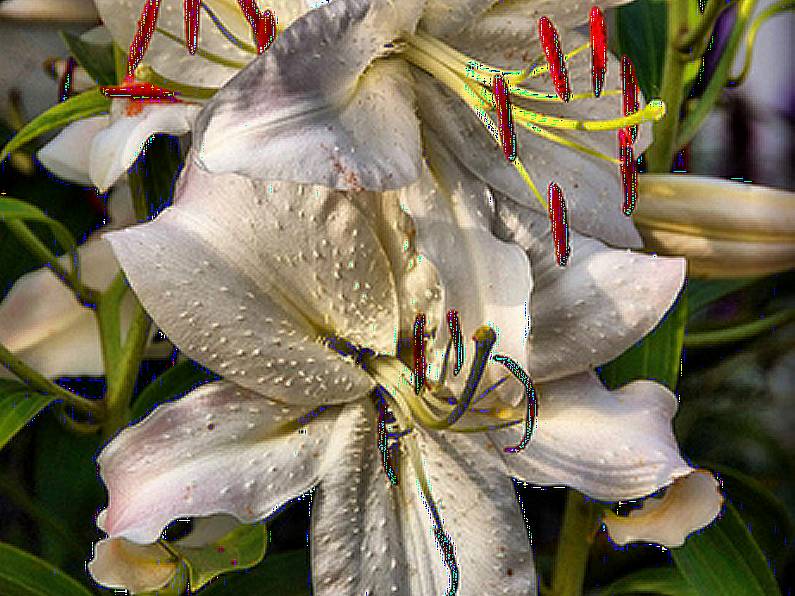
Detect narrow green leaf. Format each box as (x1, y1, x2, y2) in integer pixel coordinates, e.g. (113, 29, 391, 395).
(0, 542, 93, 596)
(130, 360, 218, 421)
(0, 380, 53, 451)
(201, 550, 310, 596)
(0, 89, 110, 161)
(61, 31, 116, 86)
(614, 0, 668, 99)
(685, 278, 758, 315)
(0, 196, 78, 258)
(672, 503, 781, 596)
(599, 295, 687, 391)
(178, 524, 269, 590)
(599, 566, 697, 595)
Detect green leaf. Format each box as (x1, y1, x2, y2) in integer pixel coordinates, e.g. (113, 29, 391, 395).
(61, 31, 116, 86)
(130, 360, 218, 421)
(0, 89, 110, 161)
(600, 566, 697, 595)
(201, 550, 310, 596)
(0, 196, 79, 258)
(613, 0, 668, 99)
(0, 380, 53, 451)
(177, 524, 269, 590)
(672, 503, 781, 595)
(685, 278, 758, 315)
(599, 295, 687, 391)
(0, 542, 93, 596)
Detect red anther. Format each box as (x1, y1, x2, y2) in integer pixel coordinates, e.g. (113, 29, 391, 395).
(621, 55, 640, 142)
(184, 0, 200, 55)
(538, 16, 570, 102)
(589, 7, 608, 98)
(100, 81, 180, 102)
(413, 313, 427, 396)
(58, 57, 77, 103)
(547, 182, 570, 267)
(446, 309, 464, 376)
(128, 0, 162, 78)
(492, 74, 517, 162)
(237, 1, 276, 53)
(618, 129, 638, 216)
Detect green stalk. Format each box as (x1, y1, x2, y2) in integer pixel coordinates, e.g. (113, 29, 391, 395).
(685, 309, 795, 348)
(676, 0, 757, 148)
(645, 0, 690, 172)
(551, 490, 601, 596)
(677, 0, 735, 50)
(0, 342, 102, 415)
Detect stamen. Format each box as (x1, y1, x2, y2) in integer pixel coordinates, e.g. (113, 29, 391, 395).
(201, 2, 257, 53)
(446, 309, 464, 376)
(100, 80, 179, 102)
(446, 326, 497, 427)
(434, 526, 460, 596)
(618, 129, 638, 216)
(621, 55, 640, 142)
(589, 7, 608, 98)
(492, 355, 537, 453)
(58, 57, 77, 103)
(237, 0, 276, 53)
(492, 74, 517, 161)
(413, 313, 427, 396)
(538, 16, 570, 102)
(128, 0, 161, 78)
(375, 390, 400, 486)
(547, 182, 570, 266)
(184, 0, 200, 55)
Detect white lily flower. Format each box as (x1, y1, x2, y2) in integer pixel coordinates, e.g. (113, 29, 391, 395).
(102, 0, 653, 248)
(0, 186, 134, 379)
(95, 153, 701, 593)
(37, 100, 200, 193)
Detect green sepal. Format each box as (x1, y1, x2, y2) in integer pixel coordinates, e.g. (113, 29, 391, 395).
(0, 380, 54, 451)
(0, 89, 110, 161)
(0, 542, 93, 596)
(672, 503, 781, 595)
(61, 31, 117, 86)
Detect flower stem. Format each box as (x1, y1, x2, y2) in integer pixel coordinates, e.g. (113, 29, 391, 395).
(551, 490, 601, 596)
(685, 309, 795, 348)
(0, 341, 102, 415)
(677, 0, 735, 51)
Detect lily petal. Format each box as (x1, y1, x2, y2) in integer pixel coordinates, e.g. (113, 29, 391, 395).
(106, 164, 397, 406)
(0, 239, 122, 378)
(99, 381, 362, 543)
(89, 538, 177, 593)
(420, 0, 503, 37)
(194, 0, 424, 190)
(402, 131, 531, 401)
(89, 102, 200, 192)
(496, 197, 685, 382)
(37, 116, 110, 186)
(497, 372, 692, 501)
(604, 469, 723, 547)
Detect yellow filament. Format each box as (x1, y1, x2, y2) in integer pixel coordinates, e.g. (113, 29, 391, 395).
(512, 99, 666, 132)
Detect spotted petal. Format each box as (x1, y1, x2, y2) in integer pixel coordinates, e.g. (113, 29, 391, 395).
(497, 373, 692, 501)
(106, 163, 398, 406)
(194, 0, 424, 191)
(98, 381, 362, 543)
(401, 131, 531, 402)
(496, 198, 685, 382)
(604, 469, 723, 547)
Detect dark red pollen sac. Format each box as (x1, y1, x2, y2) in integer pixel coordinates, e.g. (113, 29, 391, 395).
(58, 57, 77, 103)
(238, 1, 276, 53)
(446, 309, 464, 376)
(538, 16, 570, 102)
(128, 0, 162, 78)
(618, 129, 638, 216)
(413, 313, 427, 396)
(589, 7, 608, 98)
(621, 55, 640, 143)
(100, 81, 180, 102)
(492, 74, 517, 162)
(184, 0, 200, 55)
(547, 182, 570, 267)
